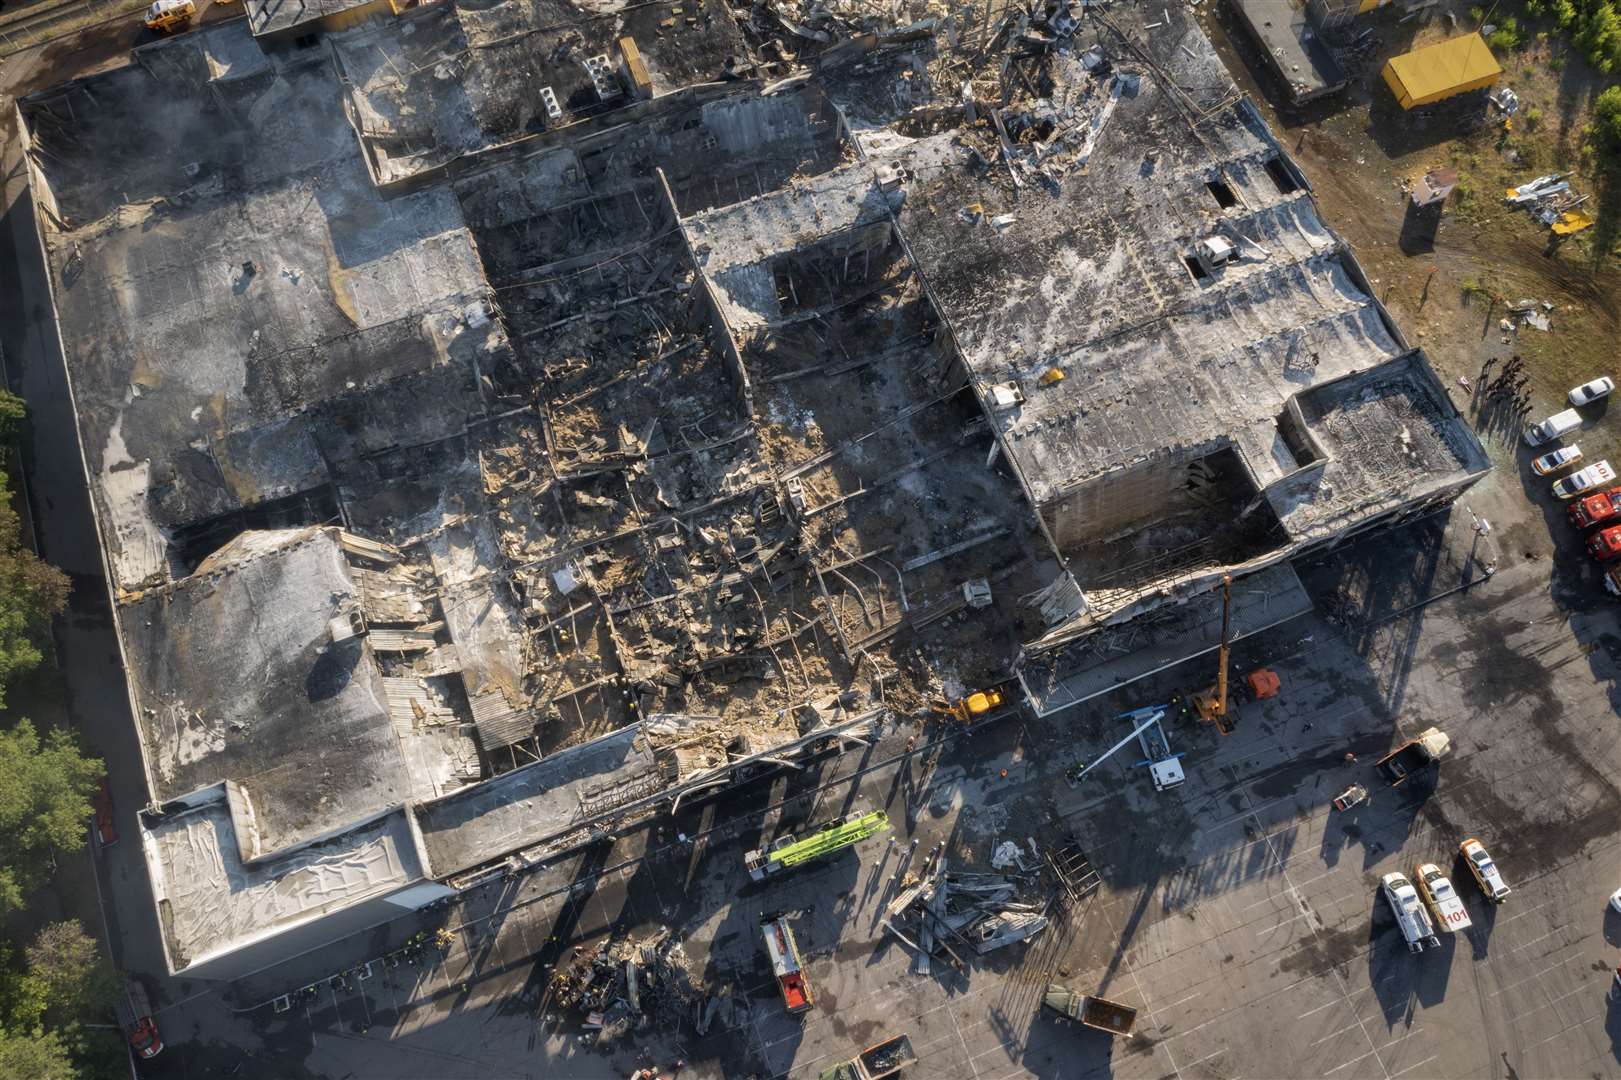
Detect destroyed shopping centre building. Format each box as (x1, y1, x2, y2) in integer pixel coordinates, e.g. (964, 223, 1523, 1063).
(16, 0, 1486, 979)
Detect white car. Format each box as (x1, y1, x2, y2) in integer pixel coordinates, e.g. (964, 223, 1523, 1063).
(1524, 408, 1581, 447)
(1531, 445, 1581, 475)
(1611, 885, 1621, 914)
(1460, 839, 1511, 903)
(1552, 460, 1615, 500)
(1568, 376, 1614, 407)
(1381, 872, 1440, 953)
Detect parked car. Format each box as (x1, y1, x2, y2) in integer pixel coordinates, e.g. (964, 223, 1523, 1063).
(1381, 872, 1440, 953)
(130, 1016, 163, 1060)
(1460, 839, 1511, 903)
(1610, 885, 1621, 914)
(1524, 408, 1582, 447)
(1568, 376, 1615, 407)
(93, 778, 117, 847)
(1415, 863, 1472, 931)
(1531, 444, 1582, 475)
(1552, 461, 1616, 500)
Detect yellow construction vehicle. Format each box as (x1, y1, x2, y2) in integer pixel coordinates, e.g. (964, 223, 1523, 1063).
(932, 685, 1008, 723)
(144, 0, 195, 33)
(1191, 575, 1237, 735)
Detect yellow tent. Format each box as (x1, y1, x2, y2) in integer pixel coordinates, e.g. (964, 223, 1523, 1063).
(1381, 33, 1502, 109)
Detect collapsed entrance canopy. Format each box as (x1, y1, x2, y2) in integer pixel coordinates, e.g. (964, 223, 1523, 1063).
(1382, 33, 1501, 109)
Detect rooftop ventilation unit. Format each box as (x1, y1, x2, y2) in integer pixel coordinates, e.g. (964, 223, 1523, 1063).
(1193, 235, 1235, 274)
(539, 86, 563, 123)
(583, 54, 621, 101)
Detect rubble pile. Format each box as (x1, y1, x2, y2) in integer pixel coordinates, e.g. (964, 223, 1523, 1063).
(550, 932, 705, 1040)
(883, 844, 1050, 974)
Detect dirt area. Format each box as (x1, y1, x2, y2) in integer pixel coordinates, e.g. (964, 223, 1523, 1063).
(1205, 0, 1621, 509)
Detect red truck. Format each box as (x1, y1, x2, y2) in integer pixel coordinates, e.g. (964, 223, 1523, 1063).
(761, 914, 813, 1014)
(1567, 486, 1621, 529)
(1589, 525, 1621, 561)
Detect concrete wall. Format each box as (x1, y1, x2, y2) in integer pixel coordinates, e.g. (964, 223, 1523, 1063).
(1041, 449, 1207, 551)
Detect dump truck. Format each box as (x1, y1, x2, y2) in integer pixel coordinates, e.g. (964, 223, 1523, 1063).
(1381, 872, 1441, 953)
(1375, 727, 1449, 786)
(1568, 485, 1621, 529)
(1041, 984, 1138, 1035)
(761, 914, 813, 1014)
(817, 1033, 917, 1080)
(745, 810, 889, 881)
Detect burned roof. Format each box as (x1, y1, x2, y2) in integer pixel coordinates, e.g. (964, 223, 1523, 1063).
(889, 31, 1409, 508)
(20, 1, 1487, 979)
(122, 527, 408, 854)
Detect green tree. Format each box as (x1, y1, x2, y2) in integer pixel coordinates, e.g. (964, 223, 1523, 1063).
(0, 390, 22, 443)
(0, 390, 69, 710)
(0, 1027, 76, 1080)
(24, 922, 118, 1023)
(1595, 84, 1621, 153)
(0, 721, 102, 914)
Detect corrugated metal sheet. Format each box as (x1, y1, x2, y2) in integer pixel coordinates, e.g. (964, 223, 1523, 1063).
(469, 690, 535, 751)
(338, 530, 402, 564)
(384, 677, 456, 725)
(368, 629, 438, 653)
(1382, 33, 1500, 109)
(353, 567, 430, 625)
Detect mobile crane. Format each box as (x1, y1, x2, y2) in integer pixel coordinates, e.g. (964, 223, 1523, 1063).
(1192, 575, 1238, 735)
(1190, 575, 1279, 735)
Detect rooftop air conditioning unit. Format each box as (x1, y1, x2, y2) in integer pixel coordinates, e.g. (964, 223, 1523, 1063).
(1193, 235, 1235, 274)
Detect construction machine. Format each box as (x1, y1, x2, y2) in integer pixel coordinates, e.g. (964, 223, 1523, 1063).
(931, 681, 1011, 723)
(1192, 575, 1238, 735)
(1191, 577, 1282, 733)
(143, 0, 194, 32)
(745, 810, 889, 881)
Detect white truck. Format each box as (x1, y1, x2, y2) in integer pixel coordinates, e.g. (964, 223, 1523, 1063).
(1381, 872, 1441, 953)
(1415, 864, 1472, 932)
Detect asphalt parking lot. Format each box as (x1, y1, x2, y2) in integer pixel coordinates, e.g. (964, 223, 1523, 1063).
(139, 483, 1618, 1080)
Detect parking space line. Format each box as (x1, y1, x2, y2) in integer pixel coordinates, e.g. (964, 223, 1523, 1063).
(1324, 1047, 1378, 1075)
(1508, 924, 1566, 954)
(1161, 989, 1204, 1011)
(1183, 1045, 1227, 1069)
(1256, 910, 1314, 938)
(1298, 998, 1343, 1020)
(1545, 981, 1593, 1007)
(1390, 1054, 1438, 1078)
(1488, 953, 1583, 998)
(1311, 1020, 1366, 1046)
(1523, 1010, 1602, 1051)
(946, 993, 980, 1079)
(1231, 770, 1391, 1080)
(1380, 1027, 1422, 1049)
(1495, 895, 1559, 927)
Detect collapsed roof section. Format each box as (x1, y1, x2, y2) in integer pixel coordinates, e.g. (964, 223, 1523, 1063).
(334, 0, 747, 185)
(19, 3, 1489, 976)
(877, 10, 1487, 637)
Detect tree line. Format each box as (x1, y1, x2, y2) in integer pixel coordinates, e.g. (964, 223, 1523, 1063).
(0, 387, 120, 1078)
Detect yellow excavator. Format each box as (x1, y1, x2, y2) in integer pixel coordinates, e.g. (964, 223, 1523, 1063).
(932, 683, 1010, 723)
(1192, 575, 1281, 736)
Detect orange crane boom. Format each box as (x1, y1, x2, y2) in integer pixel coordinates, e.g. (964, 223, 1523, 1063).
(1193, 574, 1236, 735)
